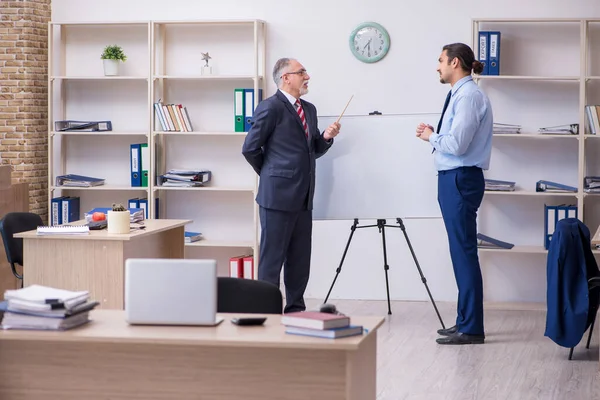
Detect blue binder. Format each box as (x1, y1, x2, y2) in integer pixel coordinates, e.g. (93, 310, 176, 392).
(51, 196, 66, 226)
(61, 197, 80, 224)
(244, 88, 263, 132)
(130, 143, 141, 187)
(544, 204, 578, 249)
(478, 31, 489, 75)
(488, 31, 501, 75)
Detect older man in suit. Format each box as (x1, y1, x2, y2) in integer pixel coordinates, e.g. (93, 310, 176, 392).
(242, 58, 341, 313)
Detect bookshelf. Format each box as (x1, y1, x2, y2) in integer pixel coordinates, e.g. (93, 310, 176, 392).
(471, 18, 600, 254)
(48, 21, 152, 227)
(48, 20, 266, 273)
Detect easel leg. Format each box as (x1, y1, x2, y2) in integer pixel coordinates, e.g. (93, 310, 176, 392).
(377, 219, 393, 315)
(324, 218, 359, 304)
(395, 218, 446, 329)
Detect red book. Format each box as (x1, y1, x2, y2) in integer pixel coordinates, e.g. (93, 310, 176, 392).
(281, 311, 350, 330)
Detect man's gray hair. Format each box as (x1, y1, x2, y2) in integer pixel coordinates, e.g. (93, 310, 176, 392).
(273, 57, 294, 87)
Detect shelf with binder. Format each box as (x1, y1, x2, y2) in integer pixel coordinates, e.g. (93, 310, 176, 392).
(52, 185, 150, 192)
(50, 76, 149, 81)
(48, 21, 152, 221)
(154, 186, 254, 192)
(479, 245, 600, 255)
(150, 19, 265, 267)
(484, 190, 578, 198)
(491, 134, 580, 140)
(475, 76, 580, 81)
(185, 240, 254, 248)
(153, 75, 263, 81)
(51, 131, 149, 137)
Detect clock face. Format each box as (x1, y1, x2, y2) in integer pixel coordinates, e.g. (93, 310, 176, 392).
(349, 22, 390, 63)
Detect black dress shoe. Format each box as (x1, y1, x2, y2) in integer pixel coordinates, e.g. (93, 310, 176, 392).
(436, 332, 485, 345)
(437, 325, 458, 336)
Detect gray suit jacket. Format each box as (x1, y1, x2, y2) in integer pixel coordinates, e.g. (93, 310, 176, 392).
(242, 90, 333, 212)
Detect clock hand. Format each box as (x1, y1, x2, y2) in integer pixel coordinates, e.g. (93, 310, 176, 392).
(363, 38, 372, 50)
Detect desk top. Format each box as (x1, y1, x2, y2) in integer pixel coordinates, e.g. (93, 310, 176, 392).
(0, 310, 385, 351)
(14, 219, 191, 241)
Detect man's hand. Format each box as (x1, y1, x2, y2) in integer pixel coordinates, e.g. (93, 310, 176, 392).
(416, 122, 434, 142)
(324, 122, 341, 141)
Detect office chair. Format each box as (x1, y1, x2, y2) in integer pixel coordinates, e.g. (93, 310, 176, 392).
(569, 276, 600, 360)
(0, 212, 44, 286)
(217, 277, 283, 314)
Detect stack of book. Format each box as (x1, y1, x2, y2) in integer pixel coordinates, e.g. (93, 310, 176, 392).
(0, 285, 99, 331)
(281, 311, 363, 339)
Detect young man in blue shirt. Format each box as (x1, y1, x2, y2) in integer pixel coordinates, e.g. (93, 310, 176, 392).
(416, 43, 493, 345)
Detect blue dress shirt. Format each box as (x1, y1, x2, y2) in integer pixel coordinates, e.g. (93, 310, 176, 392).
(428, 75, 493, 171)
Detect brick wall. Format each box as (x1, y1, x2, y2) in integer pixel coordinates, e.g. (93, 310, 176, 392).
(0, 0, 51, 222)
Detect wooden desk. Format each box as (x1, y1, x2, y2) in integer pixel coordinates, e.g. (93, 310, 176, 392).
(0, 310, 384, 400)
(15, 219, 191, 309)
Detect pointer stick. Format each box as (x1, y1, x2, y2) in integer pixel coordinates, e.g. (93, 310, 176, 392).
(336, 95, 354, 124)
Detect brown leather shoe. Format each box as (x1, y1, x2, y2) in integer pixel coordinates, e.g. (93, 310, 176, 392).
(436, 332, 485, 345)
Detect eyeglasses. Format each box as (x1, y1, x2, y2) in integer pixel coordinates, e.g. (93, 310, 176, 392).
(282, 69, 308, 78)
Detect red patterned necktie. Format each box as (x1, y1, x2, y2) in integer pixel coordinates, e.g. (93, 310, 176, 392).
(295, 100, 308, 137)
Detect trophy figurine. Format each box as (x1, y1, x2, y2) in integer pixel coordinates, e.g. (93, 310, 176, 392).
(201, 52, 213, 75)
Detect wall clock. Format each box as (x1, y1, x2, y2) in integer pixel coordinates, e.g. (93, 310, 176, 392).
(349, 22, 390, 63)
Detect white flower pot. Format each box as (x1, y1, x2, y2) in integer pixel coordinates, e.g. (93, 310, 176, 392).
(107, 210, 130, 234)
(103, 59, 120, 76)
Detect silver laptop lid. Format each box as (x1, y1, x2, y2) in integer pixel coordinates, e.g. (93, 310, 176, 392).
(125, 258, 218, 326)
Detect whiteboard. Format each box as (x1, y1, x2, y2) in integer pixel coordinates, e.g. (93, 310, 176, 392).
(313, 113, 442, 220)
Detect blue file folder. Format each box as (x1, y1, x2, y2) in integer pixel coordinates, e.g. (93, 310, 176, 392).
(130, 144, 141, 187)
(488, 31, 501, 75)
(544, 204, 578, 249)
(478, 31, 489, 75)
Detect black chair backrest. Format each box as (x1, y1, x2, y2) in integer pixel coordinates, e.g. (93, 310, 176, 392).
(0, 212, 43, 266)
(217, 277, 282, 314)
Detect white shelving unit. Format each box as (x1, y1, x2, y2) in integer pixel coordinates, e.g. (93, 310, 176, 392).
(48, 21, 153, 222)
(48, 19, 266, 273)
(150, 20, 266, 270)
(471, 18, 600, 255)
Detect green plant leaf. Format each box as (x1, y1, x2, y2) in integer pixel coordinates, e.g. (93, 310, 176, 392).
(100, 45, 127, 62)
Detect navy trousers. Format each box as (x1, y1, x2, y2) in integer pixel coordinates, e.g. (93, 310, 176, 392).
(437, 166, 485, 335)
(258, 206, 312, 314)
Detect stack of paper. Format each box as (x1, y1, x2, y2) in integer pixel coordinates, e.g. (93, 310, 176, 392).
(158, 169, 212, 187)
(584, 176, 600, 193)
(485, 179, 516, 191)
(84, 207, 145, 223)
(36, 225, 90, 235)
(493, 123, 521, 134)
(1, 285, 98, 331)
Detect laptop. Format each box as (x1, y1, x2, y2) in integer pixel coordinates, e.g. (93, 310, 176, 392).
(125, 258, 224, 326)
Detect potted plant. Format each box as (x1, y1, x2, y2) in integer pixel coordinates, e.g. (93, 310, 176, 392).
(107, 203, 130, 234)
(100, 45, 127, 76)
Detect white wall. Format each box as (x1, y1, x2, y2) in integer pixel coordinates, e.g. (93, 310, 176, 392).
(52, 0, 600, 304)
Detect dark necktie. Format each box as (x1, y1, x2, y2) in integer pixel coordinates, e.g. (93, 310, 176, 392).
(295, 100, 308, 137)
(436, 90, 452, 133)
